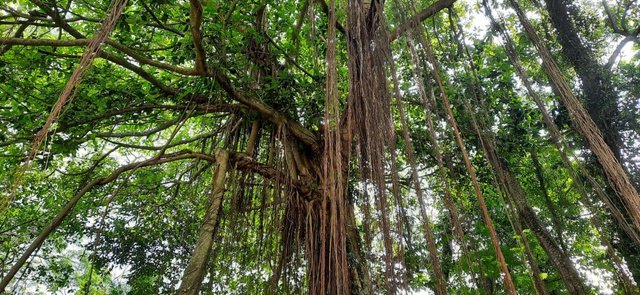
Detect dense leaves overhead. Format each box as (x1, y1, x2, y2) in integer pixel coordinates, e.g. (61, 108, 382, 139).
(1, 0, 639, 294)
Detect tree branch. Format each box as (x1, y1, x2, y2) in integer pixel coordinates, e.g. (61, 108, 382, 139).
(0, 20, 33, 55)
(389, 0, 457, 41)
(0, 37, 319, 150)
(606, 35, 637, 69)
(0, 148, 317, 291)
(189, 0, 207, 74)
(140, 0, 185, 36)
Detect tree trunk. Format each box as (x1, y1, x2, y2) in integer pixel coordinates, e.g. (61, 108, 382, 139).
(503, 187, 550, 295)
(346, 200, 374, 294)
(542, 0, 640, 283)
(177, 150, 229, 295)
(509, 0, 640, 243)
(530, 148, 567, 252)
(472, 122, 588, 294)
(543, 0, 622, 162)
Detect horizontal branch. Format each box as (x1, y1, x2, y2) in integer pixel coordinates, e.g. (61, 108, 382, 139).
(0, 37, 319, 150)
(0, 148, 317, 291)
(389, 0, 457, 41)
(0, 37, 89, 46)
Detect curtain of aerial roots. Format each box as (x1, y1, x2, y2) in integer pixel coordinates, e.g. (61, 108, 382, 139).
(447, 9, 590, 293)
(306, 0, 349, 293)
(345, 0, 399, 293)
(483, 4, 640, 293)
(393, 5, 487, 289)
(502, 0, 640, 243)
(393, 2, 518, 293)
(401, 30, 484, 293)
(385, 31, 448, 295)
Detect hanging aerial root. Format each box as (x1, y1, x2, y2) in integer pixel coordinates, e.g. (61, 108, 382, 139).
(507, 0, 640, 234)
(345, 2, 402, 291)
(408, 15, 518, 295)
(1, 0, 128, 215)
(386, 32, 447, 294)
(306, 0, 350, 293)
(484, 0, 640, 246)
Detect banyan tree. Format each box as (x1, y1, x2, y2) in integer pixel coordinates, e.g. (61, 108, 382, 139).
(1, 0, 640, 294)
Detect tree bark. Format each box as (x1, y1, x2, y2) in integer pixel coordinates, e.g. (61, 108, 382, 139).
(543, 0, 622, 162)
(177, 150, 229, 295)
(542, 0, 640, 283)
(471, 119, 589, 294)
(509, 0, 640, 244)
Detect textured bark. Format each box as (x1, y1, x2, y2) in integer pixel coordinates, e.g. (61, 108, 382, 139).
(188, 0, 207, 74)
(509, 0, 640, 242)
(543, 0, 622, 162)
(177, 150, 229, 295)
(543, 0, 640, 283)
(484, 8, 640, 288)
(246, 120, 261, 157)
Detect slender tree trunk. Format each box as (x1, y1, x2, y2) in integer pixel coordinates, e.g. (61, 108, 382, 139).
(388, 40, 448, 295)
(389, 146, 410, 290)
(405, 33, 478, 289)
(346, 201, 374, 295)
(467, 110, 589, 294)
(530, 149, 567, 252)
(177, 150, 229, 295)
(444, 152, 491, 294)
(415, 27, 517, 295)
(503, 185, 550, 295)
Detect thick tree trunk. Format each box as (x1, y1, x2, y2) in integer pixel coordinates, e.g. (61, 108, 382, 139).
(542, 0, 640, 283)
(177, 150, 229, 295)
(543, 0, 622, 162)
(509, 0, 640, 244)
